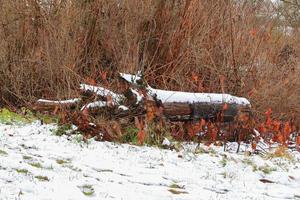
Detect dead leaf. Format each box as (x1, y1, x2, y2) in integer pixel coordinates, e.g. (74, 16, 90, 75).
(86, 77, 97, 86)
(137, 129, 146, 145)
(107, 95, 113, 107)
(296, 136, 300, 145)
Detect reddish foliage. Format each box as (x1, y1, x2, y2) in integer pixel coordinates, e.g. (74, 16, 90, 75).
(265, 108, 272, 128)
(187, 124, 196, 138)
(185, 119, 206, 140)
(297, 136, 300, 145)
(258, 123, 267, 135)
(191, 72, 205, 92)
(137, 130, 146, 145)
(282, 122, 292, 145)
(135, 117, 146, 145)
(223, 103, 228, 110)
(200, 119, 206, 130)
(277, 134, 285, 144)
(256, 109, 295, 146)
(207, 122, 218, 143)
(251, 142, 257, 150)
(249, 29, 257, 37)
(100, 71, 108, 82)
(85, 77, 97, 86)
(145, 101, 156, 122)
(106, 95, 113, 107)
(273, 120, 281, 132)
(191, 72, 199, 83)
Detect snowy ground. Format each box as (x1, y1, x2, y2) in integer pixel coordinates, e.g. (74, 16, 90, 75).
(0, 122, 300, 200)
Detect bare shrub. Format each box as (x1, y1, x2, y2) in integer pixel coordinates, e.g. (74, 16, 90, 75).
(0, 0, 299, 122)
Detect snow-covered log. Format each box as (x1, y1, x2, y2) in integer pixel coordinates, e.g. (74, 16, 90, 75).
(80, 84, 124, 103)
(35, 72, 252, 123)
(119, 72, 251, 122)
(37, 98, 81, 105)
(119, 73, 250, 106)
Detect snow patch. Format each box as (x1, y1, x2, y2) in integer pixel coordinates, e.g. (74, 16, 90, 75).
(0, 122, 299, 200)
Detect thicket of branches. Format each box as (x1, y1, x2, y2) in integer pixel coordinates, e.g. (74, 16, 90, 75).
(0, 0, 299, 123)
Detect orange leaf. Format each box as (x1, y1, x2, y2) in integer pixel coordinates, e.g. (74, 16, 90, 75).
(145, 101, 156, 122)
(187, 125, 196, 138)
(86, 77, 97, 86)
(135, 117, 146, 145)
(273, 120, 281, 132)
(277, 134, 285, 144)
(107, 95, 113, 107)
(265, 108, 272, 128)
(265, 108, 272, 117)
(249, 29, 257, 37)
(223, 103, 228, 111)
(53, 106, 59, 115)
(266, 118, 272, 128)
(82, 108, 89, 117)
(239, 113, 250, 122)
(251, 142, 257, 150)
(258, 123, 267, 134)
(112, 121, 122, 137)
(210, 128, 218, 142)
(283, 122, 291, 138)
(101, 71, 108, 81)
(138, 130, 146, 145)
(247, 88, 256, 97)
(200, 119, 206, 131)
(191, 72, 199, 83)
(296, 136, 300, 145)
(134, 117, 143, 130)
(146, 111, 155, 122)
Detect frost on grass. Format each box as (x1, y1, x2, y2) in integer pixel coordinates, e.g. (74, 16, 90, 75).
(0, 122, 300, 200)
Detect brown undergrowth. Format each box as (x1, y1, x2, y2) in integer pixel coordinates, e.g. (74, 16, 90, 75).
(0, 1, 299, 139)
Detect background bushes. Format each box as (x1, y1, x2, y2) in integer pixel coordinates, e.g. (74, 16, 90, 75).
(0, 0, 299, 122)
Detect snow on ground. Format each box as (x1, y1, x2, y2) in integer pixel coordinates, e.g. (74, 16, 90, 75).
(0, 122, 300, 200)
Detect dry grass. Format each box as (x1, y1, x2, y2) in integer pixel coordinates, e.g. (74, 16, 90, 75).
(0, 0, 299, 123)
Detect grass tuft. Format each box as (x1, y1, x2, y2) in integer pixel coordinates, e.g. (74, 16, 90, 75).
(79, 184, 95, 196)
(56, 159, 70, 165)
(35, 175, 49, 181)
(28, 162, 43, 169)
(168, 189, 188, 195)
(259, 165, 277, 174)
(23, 155, 32, 160)
(0, 149, 8, 155)
(15, 169, 29, 174)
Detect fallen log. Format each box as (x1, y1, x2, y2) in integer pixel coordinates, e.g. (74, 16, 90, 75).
(36, 98, 81, 106)
(36, 72, 251, 123)
(163, 102, 240, 122)
(119, 73, 251, 122)
(34, 98, 81, 111)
